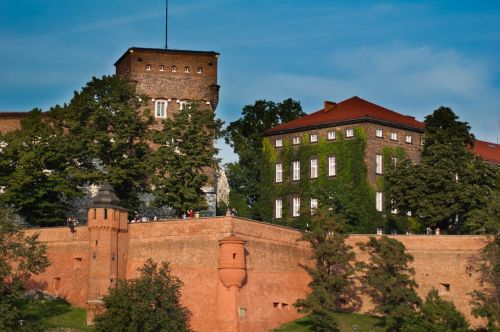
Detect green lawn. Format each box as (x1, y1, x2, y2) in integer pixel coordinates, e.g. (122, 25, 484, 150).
(273, 312, 385, 332)
(16, 296, 93, 331)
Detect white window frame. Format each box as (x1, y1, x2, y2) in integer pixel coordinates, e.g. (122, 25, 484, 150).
(390, 132, 398, 141)
(328, 156, 336, 176)
(155, 100, 168, 118)
(184, 66, 190, 73)
(310, 133, 318, 143)
(146, 64, 152, 71)
(159, 65, 164, 71)
(171, 65, 177, 72)
(310, 158, 318, 178)
(275, 163, 283, 183)
(346, 129, 354, 138)
(391, 199, 398, 214)
(292, 136, 300, 145)
(275, 138, 283, 147)
(420, 137, 424, 146)
(292, 161, 300, 181)
(405, 135, 412, 144)
(310, 198, 318, 215)
(376, 154, 383, 174)
(376, 192, 383, 212)
(275, 199, 282, 219)
(327, 131, 336, 140)
(391, 157, 398, 166)
(292, 197, 301, 217)
(197, 67, 203, 74)
(375, 129, 383, 138)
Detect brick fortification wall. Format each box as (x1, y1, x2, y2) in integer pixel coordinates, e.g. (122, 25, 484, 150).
(26, 217, 489, 331)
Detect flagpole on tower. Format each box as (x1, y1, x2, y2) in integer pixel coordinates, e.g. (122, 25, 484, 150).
(165, 0, 168, 49)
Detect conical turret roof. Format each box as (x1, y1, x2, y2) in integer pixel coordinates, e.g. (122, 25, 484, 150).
(92, 183, 124, 209)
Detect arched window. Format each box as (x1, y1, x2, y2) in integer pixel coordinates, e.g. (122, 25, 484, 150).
(184, 66, 190, 73)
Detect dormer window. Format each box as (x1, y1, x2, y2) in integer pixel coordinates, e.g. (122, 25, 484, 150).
(155, 100, 168, 118)
(184, 66, 190, 73)
(171, 65, 177, 72)
(146, 64, 152, 71)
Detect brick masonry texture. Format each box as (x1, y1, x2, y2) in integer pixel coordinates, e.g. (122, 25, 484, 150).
(26, 216, 489, 331)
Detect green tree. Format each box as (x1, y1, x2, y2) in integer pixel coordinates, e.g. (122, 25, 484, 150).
(402, 289, 470, 332)
(295, 209, 358, 331)
(386, 107, 499, 232)
(358, 236, 421, 331)
(224, 99, 305, 220)
(148, 102, 223, 216)
(94, 259, 191, 332)
(0, 206, 49, 330)
(0, 109, 84, 226)
(470, 233, 500, 331)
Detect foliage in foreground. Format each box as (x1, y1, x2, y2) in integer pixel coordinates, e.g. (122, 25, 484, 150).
(0, 207, 50, 331)
(358, 236, 421, 331)
(94, 259, 191, 332)
(295, 210, 358, 331)
(386, 107, 499, 233)
(223, 98, 305, 220)
(273, 312, 384, 332)
(470, 233, 500, 331)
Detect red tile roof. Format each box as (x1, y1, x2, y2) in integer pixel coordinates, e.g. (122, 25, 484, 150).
(473, 140, 500, 164)
(265, 96, 424, 134)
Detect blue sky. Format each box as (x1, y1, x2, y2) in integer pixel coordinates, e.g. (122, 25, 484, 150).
(1, 0, 499, 163)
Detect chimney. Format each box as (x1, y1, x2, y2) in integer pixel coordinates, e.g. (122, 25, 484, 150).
(323, 101, 337, 112)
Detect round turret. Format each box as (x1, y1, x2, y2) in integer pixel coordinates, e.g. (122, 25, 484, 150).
(218, 235, 247, 289)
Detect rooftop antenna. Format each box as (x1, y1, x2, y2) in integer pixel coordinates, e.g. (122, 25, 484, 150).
(165, 0, 168, 49)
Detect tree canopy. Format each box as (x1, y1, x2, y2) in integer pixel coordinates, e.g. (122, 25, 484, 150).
(0, 206, 49, 330)
(93, 259, 192, 332)
(223, 98, 305, 220)
(386, 107, 499, 233)
(295, 210, 358, 331)
(0, 75, 222, 226)
(148, 102, 223, 216)
(358, 236, 421, 331)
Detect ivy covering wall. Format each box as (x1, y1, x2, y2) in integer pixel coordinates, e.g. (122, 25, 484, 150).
(259, 128, 384, 233)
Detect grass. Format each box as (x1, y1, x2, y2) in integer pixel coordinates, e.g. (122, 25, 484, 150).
(273, 312, 385, 332)
(15, 296, 93, 331)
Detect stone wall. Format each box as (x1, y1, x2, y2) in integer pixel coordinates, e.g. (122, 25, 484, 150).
(25, 217, 489, 331)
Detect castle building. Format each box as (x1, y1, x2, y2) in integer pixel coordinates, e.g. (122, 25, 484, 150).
(263, 96, 499, 222)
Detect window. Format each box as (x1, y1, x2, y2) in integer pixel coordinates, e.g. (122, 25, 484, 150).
(375, 129, 383, 138)
(328, 156, 336, 176)
(390, 132, 398, 141)
(420, 137, 424, 146)
(292, 161, 300, 181)
(171, 65, 177, 72)
(155, 100, 168, 118)
(310, 158, 318, 178)
(376, 154, 383, 174)
(159, 65, 164, 71)
(146, 64, 151, 71)
(275, 163, 283, 183)
(327, 131, 336, 140)
(292, 197, 300, 217)
(310, 133, 318, 143)
(440, 283, 451, 293)
(376, 192, 383, 212)
(391, 157, 398, 166)
(184, 66, 190, 73)
(197, 67, 203, 74)
(346, 129, 354, 137)
(275, 138, 283, 147)
(178, 100, 188, 110)
(238, 307, 247, 317)
(310, 198, 318, 215)
(104, 208, 108, 219)
(405, 135, 412, 144)
(275, 199, 282, 219)
(391, 199, 398, 214)
(292, 136, 300, 145)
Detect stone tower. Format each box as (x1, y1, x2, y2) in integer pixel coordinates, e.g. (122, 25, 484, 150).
(86, 184, 129, 324)
(217, 235, 247, 331)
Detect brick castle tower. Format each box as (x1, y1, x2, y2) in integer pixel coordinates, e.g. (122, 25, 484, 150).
(114, 47, 221, 216)
(86, 184, 129, 324)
